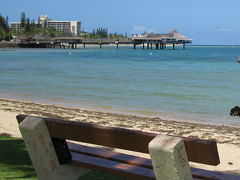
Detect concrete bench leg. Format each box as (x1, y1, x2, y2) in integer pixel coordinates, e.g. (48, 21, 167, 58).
(19, 117, 90, 180)
(149, 134, 193, 180)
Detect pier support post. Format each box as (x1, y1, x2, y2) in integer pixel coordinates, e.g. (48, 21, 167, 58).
(143, 43, 145, 49)
(116, 43, 119, 49)
(151, 43, 153, 49)
(173, 43, 175, 50)
(147, 42, 149, 49)
(148, 134, 192, 180)
(156, 43, 159, 49)
(19, 117, 90, 180)
(183, 43, 185, 50)
(134, 43, 136, 49)
(83, 43, 86, 48)
(100, 43, 102, 49)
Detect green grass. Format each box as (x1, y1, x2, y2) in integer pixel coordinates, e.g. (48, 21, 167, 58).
(0, 135, 37, 180)
(0, 135, 129, 180)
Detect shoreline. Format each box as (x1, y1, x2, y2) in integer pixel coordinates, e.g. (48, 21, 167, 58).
(0, 97, 240, 145)
(0, 92, 238, 129)
(1, 97, 240, 174)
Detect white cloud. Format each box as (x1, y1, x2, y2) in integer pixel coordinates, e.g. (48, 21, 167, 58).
(132, 25, 156, 34)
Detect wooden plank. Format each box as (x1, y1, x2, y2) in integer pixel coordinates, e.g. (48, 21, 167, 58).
(69, 143, 240, 180)
(191, 167, 240, 180)
(71, 152, 155, 180)
(16, 114, 220, 165)
(68, 142, 152, 169)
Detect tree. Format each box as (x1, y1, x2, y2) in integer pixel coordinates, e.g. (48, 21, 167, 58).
(0, 15, 10, 40)
(125, 32, 127, 39)
(43, 20, 47, 28)
(20, 12, 26, 28)
(0, 29, 4, 40)
(92, 27, 108, 38)
(92, 29, 96, 36)
(25, 18, 30, 33)
(0, 15, 9, 32)
(37, 17, 41, 27)
(5, 16, 8, 27)
(31, 19, 35, 31)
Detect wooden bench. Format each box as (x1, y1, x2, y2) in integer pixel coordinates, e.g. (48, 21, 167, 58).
(16, 114, 239, 180)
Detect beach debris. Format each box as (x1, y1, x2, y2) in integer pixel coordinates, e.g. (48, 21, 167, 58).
(228, 162, 233, 165)
(230, 106, 240, 116)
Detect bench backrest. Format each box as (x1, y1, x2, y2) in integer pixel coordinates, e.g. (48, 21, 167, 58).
(16, 114, 220, 166)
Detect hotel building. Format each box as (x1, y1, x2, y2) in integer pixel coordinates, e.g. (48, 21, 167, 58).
(10, 15, 81, 36)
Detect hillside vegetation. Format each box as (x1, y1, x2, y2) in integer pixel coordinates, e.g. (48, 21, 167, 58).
(0, 15, 11, 41)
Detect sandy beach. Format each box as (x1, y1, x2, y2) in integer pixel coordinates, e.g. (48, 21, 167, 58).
(0, 97, 240, 175)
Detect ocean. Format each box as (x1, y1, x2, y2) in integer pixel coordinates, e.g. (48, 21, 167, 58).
(0, 46, 240, 126)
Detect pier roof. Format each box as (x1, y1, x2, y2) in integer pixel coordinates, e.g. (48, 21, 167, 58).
(132, 29, 192, 41)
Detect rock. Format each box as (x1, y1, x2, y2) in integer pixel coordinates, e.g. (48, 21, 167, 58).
(230, 106, 240, 116)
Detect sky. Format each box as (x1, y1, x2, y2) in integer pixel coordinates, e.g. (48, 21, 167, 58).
(1, 0, 240, 45)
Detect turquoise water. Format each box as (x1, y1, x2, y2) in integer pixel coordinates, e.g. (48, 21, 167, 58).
(0, 46, 240, 126)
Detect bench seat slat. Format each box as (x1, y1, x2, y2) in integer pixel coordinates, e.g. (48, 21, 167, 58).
(71, 152, 155, 180)
(191, 167, 240, 180)
(68, 142, 152, 169)
(69, 142, 240, 180)
(16, 114, 220, 165)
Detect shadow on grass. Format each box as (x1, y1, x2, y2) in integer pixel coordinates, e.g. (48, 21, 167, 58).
(0, 136, 37, 180)
(0, 135, 129, 180)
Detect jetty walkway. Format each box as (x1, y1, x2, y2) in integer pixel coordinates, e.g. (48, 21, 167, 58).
(1, 30, 192, 50)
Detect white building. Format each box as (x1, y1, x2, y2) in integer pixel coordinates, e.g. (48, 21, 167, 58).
(11, 15, 81, 36)
(48, 21, 80, 36)
(10, 22, 21, 31)
(39, 15, 51, 27)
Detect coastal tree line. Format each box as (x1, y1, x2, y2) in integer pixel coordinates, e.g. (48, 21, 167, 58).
(0, 15, 11, 40)
(0, 12, 129, 41)
(17, 12, 59, 38)
(0, 12, 60, 40)
(83, 27, 127, 39)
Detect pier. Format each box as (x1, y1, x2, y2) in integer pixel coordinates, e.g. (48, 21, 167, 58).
(18, 37, 83, 48)
(17, 38, 132, 49)
(14, 29, 191, 50)
(132, 29, 192, 50)
(81, 39, 132, 49)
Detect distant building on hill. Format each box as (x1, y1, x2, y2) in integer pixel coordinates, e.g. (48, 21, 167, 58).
(10, 15, 81, 36)
(10, 22, 21, 31)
